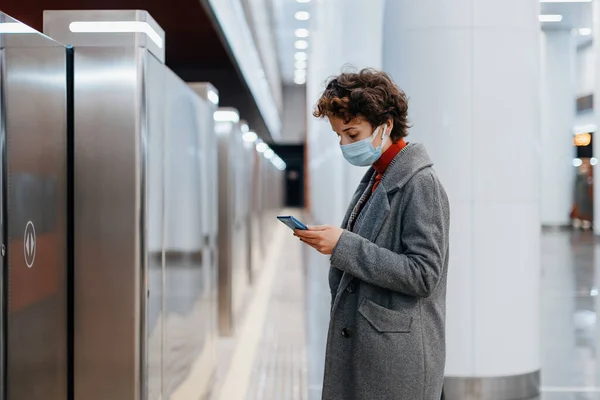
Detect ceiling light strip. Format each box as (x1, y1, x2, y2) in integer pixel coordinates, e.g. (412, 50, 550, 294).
(69, 21, 164, 48)
(539, 14, 563, 22)
(0, 22, 37, 34)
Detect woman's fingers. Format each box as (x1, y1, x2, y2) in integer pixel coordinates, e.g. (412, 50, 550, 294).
(294, 229, 322, 239)
(300, 236, 321, 246)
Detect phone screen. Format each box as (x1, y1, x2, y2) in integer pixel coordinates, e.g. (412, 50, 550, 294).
(277, 215, 308, 230)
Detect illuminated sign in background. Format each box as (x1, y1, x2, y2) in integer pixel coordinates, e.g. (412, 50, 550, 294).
(573, 132, 592, 147)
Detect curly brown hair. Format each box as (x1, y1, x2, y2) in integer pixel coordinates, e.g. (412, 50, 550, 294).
(313, 68, 410, 141)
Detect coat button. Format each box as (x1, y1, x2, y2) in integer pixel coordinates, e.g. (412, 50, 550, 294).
(341, 328, 352, 338)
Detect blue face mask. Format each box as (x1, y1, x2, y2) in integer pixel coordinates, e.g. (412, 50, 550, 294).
(340, 124, 389, 167)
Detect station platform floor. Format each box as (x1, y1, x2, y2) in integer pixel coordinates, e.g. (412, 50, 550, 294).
(205, 211, 600, 400)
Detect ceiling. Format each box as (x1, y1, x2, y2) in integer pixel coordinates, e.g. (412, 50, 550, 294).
(274, 1, 596, 84)
(1, 0, 275, 140)
(272, 0, 312, 84)
(8, 0, 588, 132)
(540, 1, 593, 45)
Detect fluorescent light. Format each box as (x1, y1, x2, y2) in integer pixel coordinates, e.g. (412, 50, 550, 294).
(295, 52, 308, 61)
(295, 11, 310, 21)
(541, 0, 590, 3)
(294, 73, 307, 84)
(272, 157, 286, 170)
(0, 23, 37, 34)
(573, 158, 583, 167)
(243, 131, 258, 143)
(295, 28, 309, 38)
(295, 40, 309, 50)
(207, 90, 219, 105)
(573, 124, 597, 134)
(539, 15, 563, 22)
(69, 21, 164, 48)
(256, 142, 268, 153)
(264, 149, 275, 160)
(214, 110, 240, 123)
(297, 0, 311, 3)
(295, 60, 307, 70)
(578, 28, 592, 36)
(295, 69, 307, 78)
(240, 123, 249, 133)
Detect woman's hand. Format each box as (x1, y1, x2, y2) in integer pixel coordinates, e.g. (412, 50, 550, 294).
(294, 225, 344, 255)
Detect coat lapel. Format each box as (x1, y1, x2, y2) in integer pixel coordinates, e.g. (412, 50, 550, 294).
(353, 186, 390, 242)
(340, 172, 372, 229)
(332, 183, 391, 312)
(329, 169, 373, 306)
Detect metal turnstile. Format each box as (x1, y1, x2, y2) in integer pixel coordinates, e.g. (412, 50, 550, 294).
(215, 108, 252, 336)
(44, 9, 218, 400)
(0, 12, 69, 400)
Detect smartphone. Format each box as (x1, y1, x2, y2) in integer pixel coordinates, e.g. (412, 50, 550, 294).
(277, 215, 308, 231)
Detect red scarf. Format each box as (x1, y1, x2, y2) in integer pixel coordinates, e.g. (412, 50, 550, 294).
(372, 139, 407, 193)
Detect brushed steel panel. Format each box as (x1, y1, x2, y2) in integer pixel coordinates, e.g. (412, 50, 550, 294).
(0, 44, 5, 400)
(241, 142, 254, 284)
(43, 10, 165, 63)
(2, 33, 68, 400)
(72, 47, 141, 400)
(163, 70, 210, 397)
(188, 82, 219, 386)
(230, 122, 249, 323)
(250, 151, 263, 275)
(0, 12, 63, 49)
(216, 120, 235, 336)
(216, 117, 251, 336)
(143, 51, 165, 400)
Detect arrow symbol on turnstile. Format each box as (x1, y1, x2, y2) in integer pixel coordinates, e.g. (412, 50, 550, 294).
(24, 221, 36, 268)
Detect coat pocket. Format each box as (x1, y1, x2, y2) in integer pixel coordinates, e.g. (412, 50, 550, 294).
(358, 299, 413, 333)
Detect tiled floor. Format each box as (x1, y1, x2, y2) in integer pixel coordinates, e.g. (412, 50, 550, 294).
(208, 211, 308, 400)
(244, 226, 308, 400)
(210, 225, 600, 399)
(540, 230, 600, 399)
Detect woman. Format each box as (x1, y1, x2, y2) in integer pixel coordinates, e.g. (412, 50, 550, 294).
(295, 69, 450, 400)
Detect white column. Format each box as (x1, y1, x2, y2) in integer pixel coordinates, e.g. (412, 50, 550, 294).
(306, 0, 385, 224)
(540, 30, 576, 227)
(383, 0, 541, 398)
(338, 0, 385, 204)
(306, 0, 344, 224)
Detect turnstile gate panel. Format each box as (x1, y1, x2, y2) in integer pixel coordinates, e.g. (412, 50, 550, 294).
(0, 12, 69, 400)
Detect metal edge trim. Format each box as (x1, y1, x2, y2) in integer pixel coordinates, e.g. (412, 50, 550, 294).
(137, 47, 147, 400)
(443, 370, 540, 400)
(0, 45, 6, 400)
(541, 224, 571, 232)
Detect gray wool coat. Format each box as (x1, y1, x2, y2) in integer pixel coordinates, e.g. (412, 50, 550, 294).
(323, 143, 450, 400)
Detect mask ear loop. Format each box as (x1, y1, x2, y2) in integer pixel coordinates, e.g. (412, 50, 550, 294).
(380, 124, 390, 146)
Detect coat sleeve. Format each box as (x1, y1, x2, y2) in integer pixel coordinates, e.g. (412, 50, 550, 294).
(330, 171, 449, 298)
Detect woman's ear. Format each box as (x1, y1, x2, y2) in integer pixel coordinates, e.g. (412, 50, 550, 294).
(387, 120, 394, 134)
